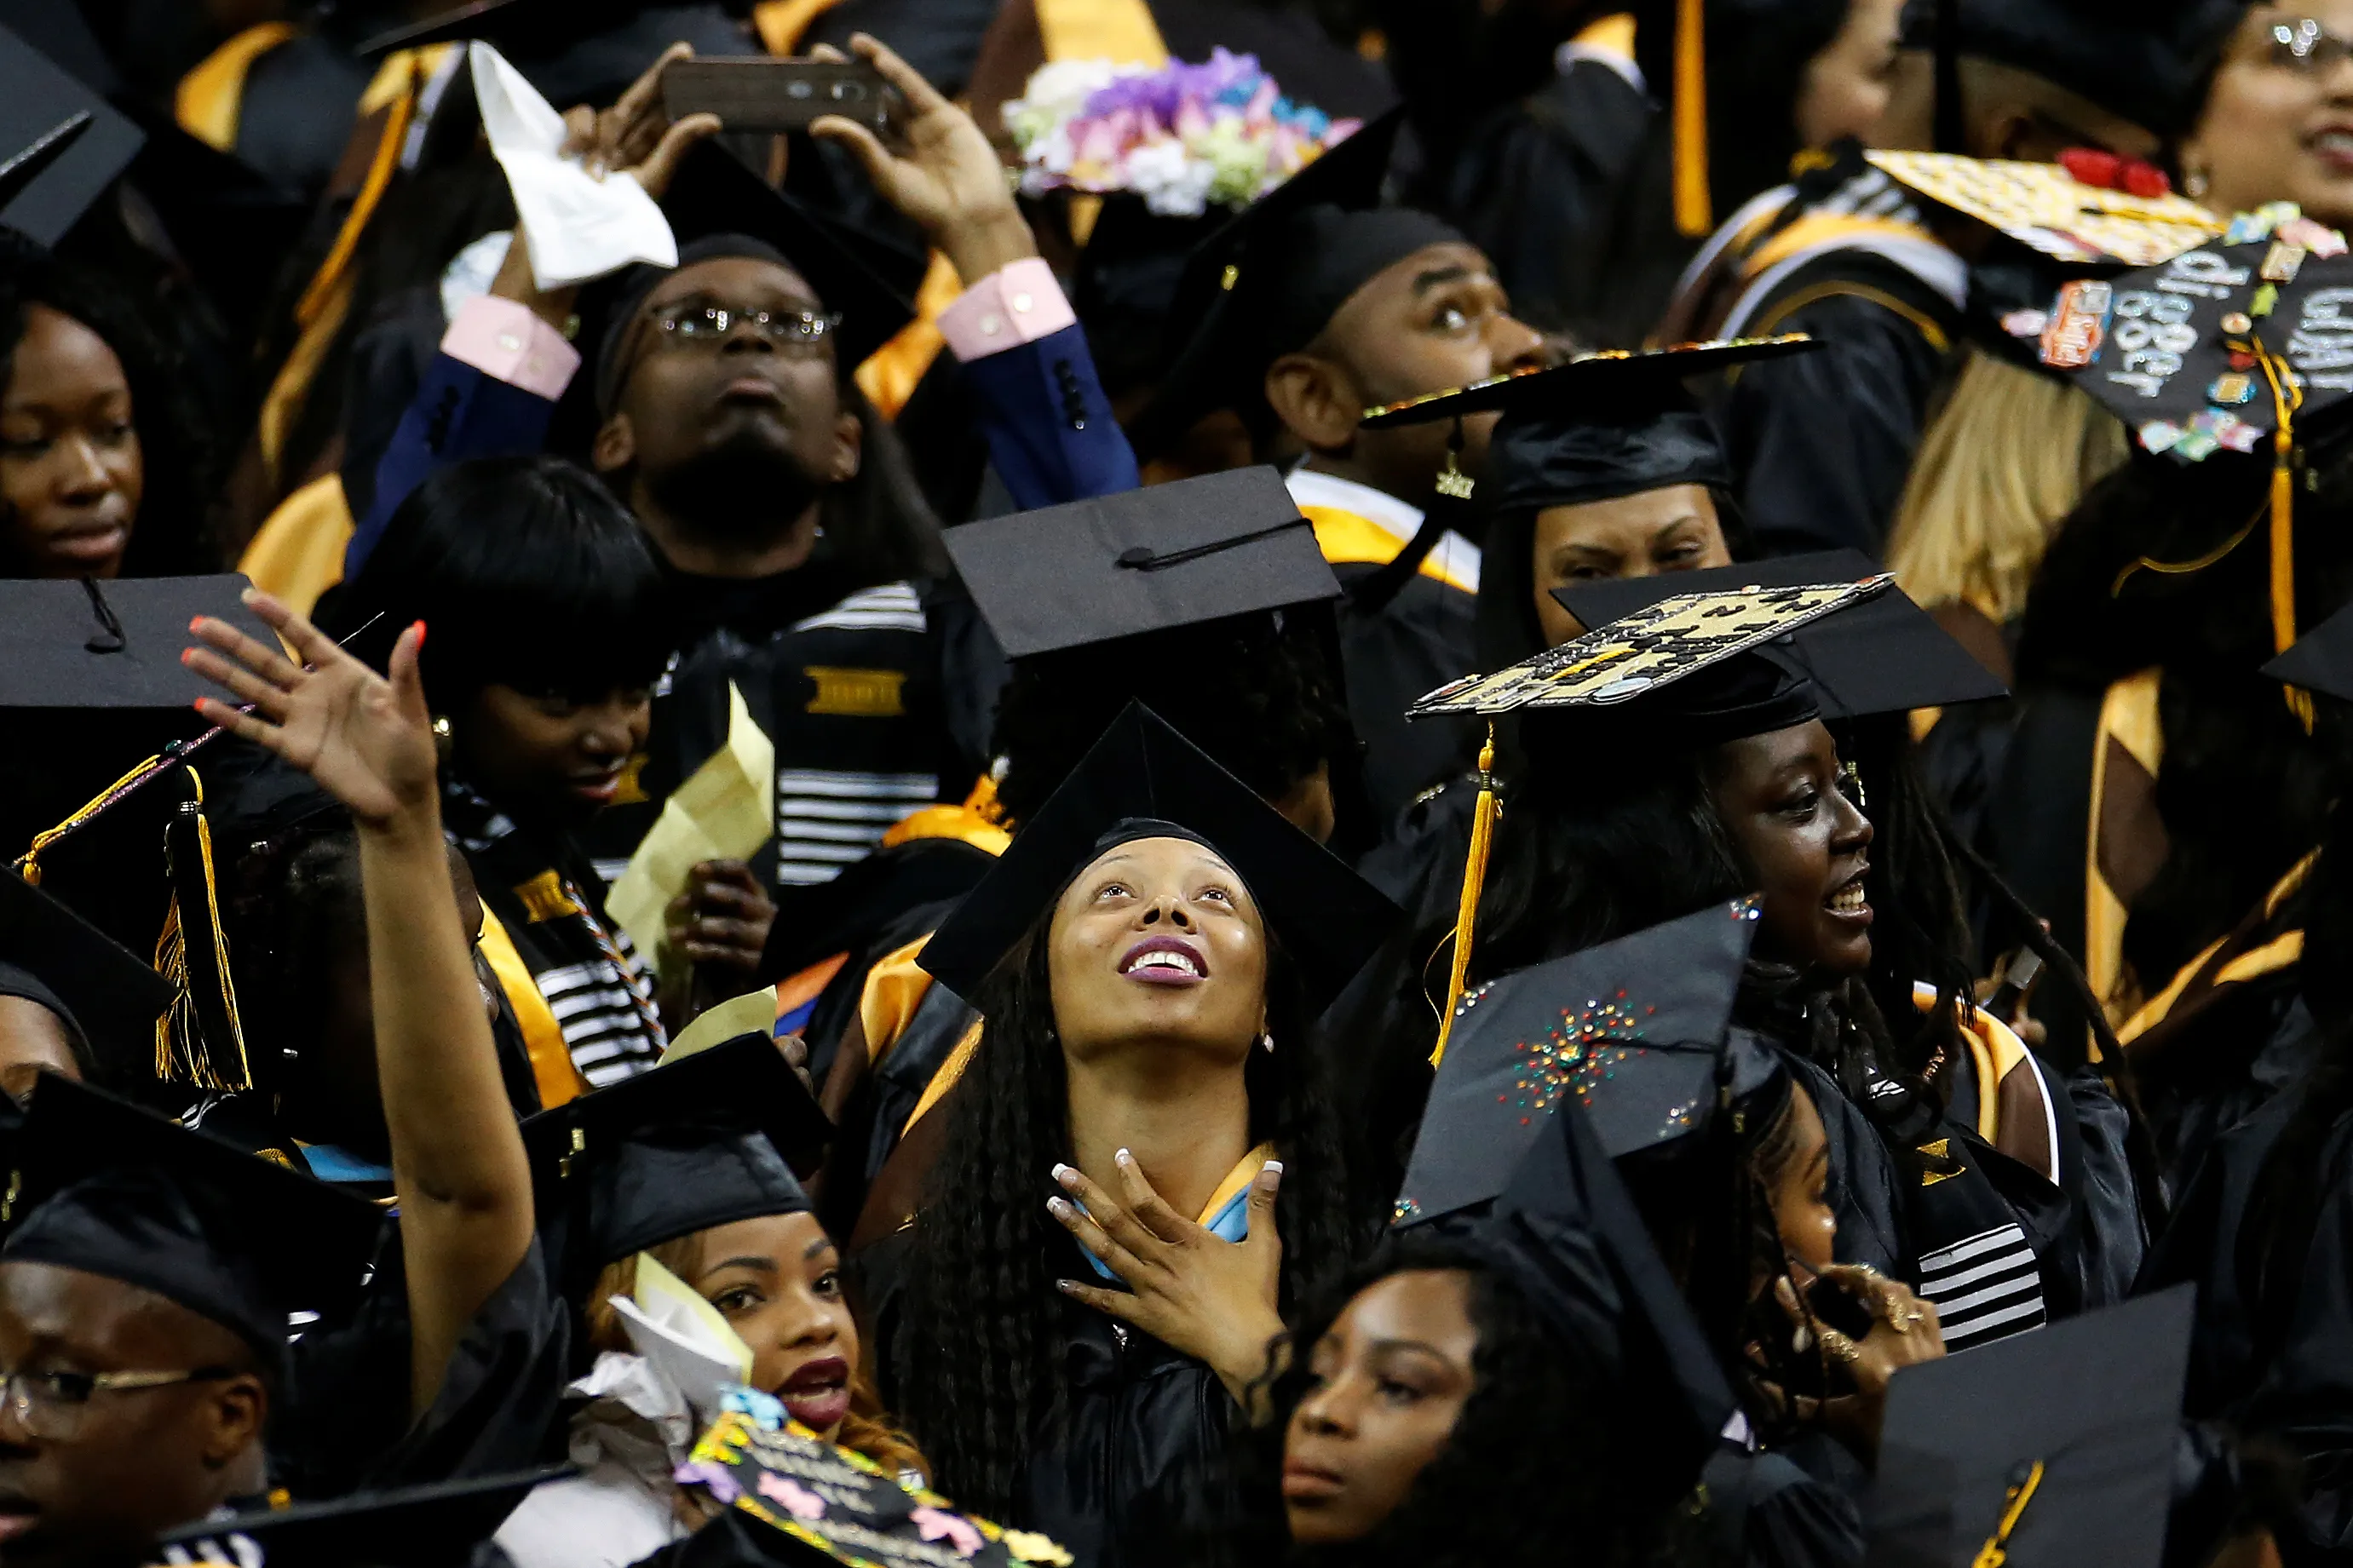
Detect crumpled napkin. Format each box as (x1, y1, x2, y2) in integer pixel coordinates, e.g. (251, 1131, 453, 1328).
(470, 41, 676, 289)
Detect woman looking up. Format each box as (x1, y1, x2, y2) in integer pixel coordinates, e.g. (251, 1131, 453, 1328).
(863, 704, 1401, 1568)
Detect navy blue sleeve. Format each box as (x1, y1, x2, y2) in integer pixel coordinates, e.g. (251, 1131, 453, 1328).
(952, 324, 1140, 509)
(345, 355, 562, 577)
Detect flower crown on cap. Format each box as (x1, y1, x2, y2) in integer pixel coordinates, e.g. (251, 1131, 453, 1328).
(1003, 49, 1361, 219)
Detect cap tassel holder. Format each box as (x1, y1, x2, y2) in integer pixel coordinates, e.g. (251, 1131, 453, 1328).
(2256, 342, 2316, 732)
(154, 768, 253, 1092)
(1671, 0, 1712, 238)
(1430, 725, 1502, 1069)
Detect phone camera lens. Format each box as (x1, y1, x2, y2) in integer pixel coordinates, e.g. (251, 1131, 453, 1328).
(786, 80, 814, 99)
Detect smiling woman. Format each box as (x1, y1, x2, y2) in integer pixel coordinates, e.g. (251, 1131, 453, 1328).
(0, 233, 211, 581)
(863, 706, 1400, 1568)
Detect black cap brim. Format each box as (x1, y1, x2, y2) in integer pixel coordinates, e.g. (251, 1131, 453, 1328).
(1553, 551, 2009, 719)
(941, 466, 1339, 659)
(0, 23, 145, 245)
(1360, 336, 1818, 430)
(0, 870, 172, 1077)
(918, 702, 1401, 1008)
(2267, 598, 2353, 701)
(155, 1466, 572, 1567)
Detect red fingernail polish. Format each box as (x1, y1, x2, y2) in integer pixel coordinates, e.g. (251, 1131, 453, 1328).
(412, 619, 428, 648)
(187, 617, 203, 634)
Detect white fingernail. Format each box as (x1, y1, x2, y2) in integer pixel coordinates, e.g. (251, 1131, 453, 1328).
(1050, 1163, 1073, 1180)
(1261, 1160, 1284, 1175)
(1115, 1147, 1133, 1165)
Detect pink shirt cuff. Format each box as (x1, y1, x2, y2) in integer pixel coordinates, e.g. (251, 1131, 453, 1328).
(936, 258, 1077, 362)
(440, 295, 580, 401)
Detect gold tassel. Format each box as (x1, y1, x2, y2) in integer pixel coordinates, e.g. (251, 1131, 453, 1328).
(1671, 0, 1712, 238)
(1430, 726, 1503, 1069)
(155, 769, 253, 1091)
(13, 750, 170, 885)
(2257, 342, 2315, 732)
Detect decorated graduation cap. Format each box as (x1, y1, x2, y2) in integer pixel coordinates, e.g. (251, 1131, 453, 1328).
(0, 24, 144, 245)
(1866, 1284, 2195, 1568)
(0, 870, 172, 1078)
(0, 1073, 386, 1379)
(1359, 336, 1817, 514)
(1131, 108, 1464, 454)
(918, 702, 1402, 1008)
(1553, 550, 2009, 718)
(1864, 151, 2225, 267)
(590, 142, 924, 411)
(1398, 899, 1778, 1216)
(1896, 0, 2248, 142)
(941, 466, 1339, 659)
(152, 1467, 568, 1568)
(1410, 575, 1890, 1065)
(520, 1031, 831, 1288)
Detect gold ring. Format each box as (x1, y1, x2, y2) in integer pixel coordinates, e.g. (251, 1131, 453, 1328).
(1821, 1329, 1861, 1365)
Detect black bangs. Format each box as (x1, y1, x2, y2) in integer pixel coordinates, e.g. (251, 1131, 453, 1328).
(331, 454, 676, 708)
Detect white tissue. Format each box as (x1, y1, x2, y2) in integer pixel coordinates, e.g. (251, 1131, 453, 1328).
(469, 42, 676, 290)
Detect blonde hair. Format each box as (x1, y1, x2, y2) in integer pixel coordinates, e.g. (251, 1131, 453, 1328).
(585, 1238, 932, 1484)
(1886, 345, 2131, 623)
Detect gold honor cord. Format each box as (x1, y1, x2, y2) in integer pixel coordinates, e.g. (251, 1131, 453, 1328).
(2256, 339, 2314, 731)
(1671, 0, 1711, 238)
(1429, 725, 1502, 1069)
(1970, 1458, 2045, 1568)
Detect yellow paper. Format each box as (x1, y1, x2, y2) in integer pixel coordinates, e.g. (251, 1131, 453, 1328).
(607, 682, 776, 973)
(662, 988, 781, 1064)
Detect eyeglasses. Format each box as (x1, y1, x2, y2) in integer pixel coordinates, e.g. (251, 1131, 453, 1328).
(2268, 18, 2353, 72)
(648, 302, 843, 357)
(0, 1366, 237, 1440)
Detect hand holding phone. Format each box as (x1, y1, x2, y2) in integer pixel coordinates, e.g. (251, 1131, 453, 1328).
(662, 58, 902, 135)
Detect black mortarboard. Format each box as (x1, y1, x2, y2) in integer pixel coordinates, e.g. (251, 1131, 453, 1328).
(2267, 598, 2353, 700)
(941, 467, 1339, 660)
(1396, 899, 1777, 1224)
(1132, 109, 1465, 454)
(1866, 1283, 2195, 1568)
(521, 1031, 830, 1280)
(1896, 0, 2247, 139)
(1553, 551, 2010, 719)
(360, 0, 654, 55)
(0, 870, 171, 1074)
(153, 1467, 569, 1568)
(0, 114, 90, 216)
(918, 703, 1402, 1008)
(590, 142, 923, 411)
(0, 576, 278, 711)
(0, 1074, 386, 1377)
(2028, 242, 2353, 464)
(1360, 338, 1817, 514)
(0, 24, 145, 245)
(1411, 575, 1892, 722)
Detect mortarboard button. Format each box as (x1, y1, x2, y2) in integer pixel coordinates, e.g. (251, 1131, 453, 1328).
(917, 703, 1401, 1010)
(0, 23, 147, 245)
(1552, 551, 2010, 720)
(941, 467, 1341, 661)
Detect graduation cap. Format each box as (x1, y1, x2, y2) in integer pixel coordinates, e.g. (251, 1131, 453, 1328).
(360, 0, 653, 55)
(0, 23, 146, 245)
(589, 141, 923, 411)
(520, 1031, 831, 1283)
(1552, 551, 2010, 718)
(1896, 0, 2247, 141)
(918, 702, 1402, 1009)
(1396, 899, 1777, 1222)
(2267, 597, 2353, 701)
(0, 870, 172, 1078)
(1359, 337, 1818, 514)
(0, 576, 278, 712)
(1866, 1283, 2195, 1568)
(941, 466, 1340, 660)
(1131, 108, 1466, 454)
(0, 1073, 386, 1377)
(1410, 575, 1894, 720)
(152, 1467, 569, 1568)
(1865, 152, 2224, 267)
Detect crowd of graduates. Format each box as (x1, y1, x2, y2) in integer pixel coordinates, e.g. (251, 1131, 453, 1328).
(10, 0, 2353, 1565)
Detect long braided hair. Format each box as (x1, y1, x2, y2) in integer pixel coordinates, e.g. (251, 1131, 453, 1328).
(888, 921, 1366, 1517)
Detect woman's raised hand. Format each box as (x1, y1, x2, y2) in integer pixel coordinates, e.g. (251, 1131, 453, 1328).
(1048, 1152, 1288, 1412)
(182, 590, 439, 830)
(1770, 1262, 1946, 1456)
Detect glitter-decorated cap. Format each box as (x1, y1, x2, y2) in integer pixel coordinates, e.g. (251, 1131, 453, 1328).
(1550, 550, 2008, 719)
(2028, 235, 2353, 463)
(1395, 899, 1779, 1226)
(1862, 151, 2224, 267)
(1407, 575, 1893, 719)
(1867, 1284, 2195, 1568)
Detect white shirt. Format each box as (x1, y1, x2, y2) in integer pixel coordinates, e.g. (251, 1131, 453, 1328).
(1284, 468, 1482, 594)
